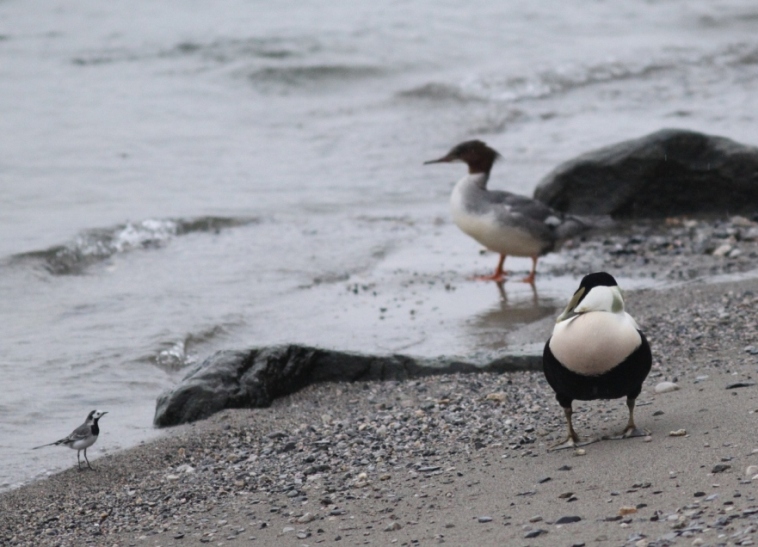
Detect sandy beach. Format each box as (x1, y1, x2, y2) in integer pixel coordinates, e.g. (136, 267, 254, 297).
(3, 227, 758, 547)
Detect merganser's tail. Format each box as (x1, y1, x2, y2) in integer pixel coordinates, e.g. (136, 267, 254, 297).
(554, 213, 614, 241)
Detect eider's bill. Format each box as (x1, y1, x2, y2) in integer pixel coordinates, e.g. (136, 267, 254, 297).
(556, 272, 625, 323)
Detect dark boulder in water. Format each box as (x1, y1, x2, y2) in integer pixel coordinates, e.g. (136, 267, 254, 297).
(533, 129, 758, 218)
(153, 344, 541, 427)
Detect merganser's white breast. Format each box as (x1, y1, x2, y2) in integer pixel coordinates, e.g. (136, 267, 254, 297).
(450, 174, 547, 257)
(548, 311, 642, 376)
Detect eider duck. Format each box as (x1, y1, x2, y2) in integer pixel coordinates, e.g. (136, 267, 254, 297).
(543, 272, 652, 450)
(424, 140, 590, 283)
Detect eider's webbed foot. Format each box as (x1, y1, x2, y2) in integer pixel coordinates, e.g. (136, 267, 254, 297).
(549, 434, 598, 451)
(548, 406, 598, 451)
(603, 397, 649, 440)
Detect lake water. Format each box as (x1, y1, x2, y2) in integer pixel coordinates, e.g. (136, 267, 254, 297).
(3, 0, 758, 489)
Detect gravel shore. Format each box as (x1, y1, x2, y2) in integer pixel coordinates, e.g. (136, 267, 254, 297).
(3, 218, 758, 547)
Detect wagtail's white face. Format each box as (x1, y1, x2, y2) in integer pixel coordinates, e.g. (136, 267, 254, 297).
(89, 410, 108, 421)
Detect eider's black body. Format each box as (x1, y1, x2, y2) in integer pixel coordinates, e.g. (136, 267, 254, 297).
(543, 335, 651, 408)
(543, 272, 652, 450)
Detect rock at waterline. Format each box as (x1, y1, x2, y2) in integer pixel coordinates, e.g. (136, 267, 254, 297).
(534, 129, 758, 218)
(153, 344, 542, 427)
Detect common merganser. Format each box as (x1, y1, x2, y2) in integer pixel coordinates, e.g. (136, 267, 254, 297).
(32, 409, 107, 470)
(425, 140, 588, 283)
(543, 273, 652, 450)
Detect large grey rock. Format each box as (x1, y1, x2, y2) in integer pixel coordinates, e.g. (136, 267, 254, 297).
(534, 129, 758, 218)
(154, 343, 542, 427)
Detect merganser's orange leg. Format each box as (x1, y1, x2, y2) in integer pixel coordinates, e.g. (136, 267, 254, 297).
(474, 254, 507, 282)
(521, 256, 538, 284)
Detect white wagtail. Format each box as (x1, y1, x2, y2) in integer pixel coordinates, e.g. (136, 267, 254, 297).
(33, 410, 108, 470)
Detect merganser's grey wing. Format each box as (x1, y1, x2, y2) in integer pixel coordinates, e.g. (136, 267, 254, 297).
(486, 190, 560, 223)
(487, 189, 591, 243)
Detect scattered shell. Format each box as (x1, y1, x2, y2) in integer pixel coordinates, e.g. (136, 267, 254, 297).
(746, 465, 758, 477)
(655, 381, 680, 394)
(485, 392, 507, 402)
(619, 506, 638, 516)
(383, 522, 402, 532)
(669, 429, 687, 437)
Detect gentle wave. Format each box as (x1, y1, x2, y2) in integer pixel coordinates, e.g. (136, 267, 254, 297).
(152, 324, 236, 370)
(10, 216, 258, 275)
(245, 64, 383, 90)
(400, 60, 670, 104)
(71, 36, 321, 66)
(400, 42, 758, 104)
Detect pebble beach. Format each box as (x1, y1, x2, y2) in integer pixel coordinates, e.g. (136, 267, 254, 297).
(3, 217, 758, 547)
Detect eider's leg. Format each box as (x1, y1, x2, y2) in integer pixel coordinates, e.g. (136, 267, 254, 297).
(605, 396, 650, 440)
(475, 254, 507, 282)
(549, 402, 598, 451)
(521, 256, 538, 284)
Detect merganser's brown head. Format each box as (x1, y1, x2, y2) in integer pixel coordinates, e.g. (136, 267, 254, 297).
(424, 140, 501, 175)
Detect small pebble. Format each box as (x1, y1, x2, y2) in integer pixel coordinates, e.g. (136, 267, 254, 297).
(655, 381, 680, 394)
(669, 429, 687, 437)
(297, 513, 315, 524)
(726, 382, 756, 389)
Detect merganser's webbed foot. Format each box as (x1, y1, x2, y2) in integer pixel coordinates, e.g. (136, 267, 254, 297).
(474, 254, 507, 282)
(474, 272, 507, 282)
(521, 256, 538, 284)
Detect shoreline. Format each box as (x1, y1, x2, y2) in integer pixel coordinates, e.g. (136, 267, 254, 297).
(3, 280, 758, 546)
(3, 222, 758, 546)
